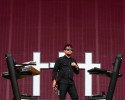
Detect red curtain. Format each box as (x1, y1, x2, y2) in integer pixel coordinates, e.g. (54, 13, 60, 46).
(0, 0, 125, 100)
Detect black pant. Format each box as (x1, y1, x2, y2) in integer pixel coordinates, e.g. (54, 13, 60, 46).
(58, 83, 78, 100)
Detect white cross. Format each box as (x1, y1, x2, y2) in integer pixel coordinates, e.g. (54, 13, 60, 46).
(78, 53, 101, 96)
(33, 52, 49, 96)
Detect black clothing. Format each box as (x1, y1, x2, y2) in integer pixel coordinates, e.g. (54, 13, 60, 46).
(52, 55, 79, 100)
(52, 55, 79, 84)
(59, 83, 78, 100)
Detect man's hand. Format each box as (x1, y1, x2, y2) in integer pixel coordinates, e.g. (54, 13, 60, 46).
(52, 80, 58, 91)
(71, 62, 78, 68)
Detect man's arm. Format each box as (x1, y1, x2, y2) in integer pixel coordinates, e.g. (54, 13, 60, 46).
(71, 61, 79, 74)
(52, 58, 60, 90)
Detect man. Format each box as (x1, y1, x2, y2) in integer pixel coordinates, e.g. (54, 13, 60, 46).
(52, 44, 79, 100)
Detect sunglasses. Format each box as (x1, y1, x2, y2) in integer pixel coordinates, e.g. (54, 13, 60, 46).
(65, 48, 73, 51)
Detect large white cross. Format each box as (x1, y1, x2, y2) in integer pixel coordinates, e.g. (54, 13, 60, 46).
(78, 53, 101, 96)
(33, 52, 49, 96)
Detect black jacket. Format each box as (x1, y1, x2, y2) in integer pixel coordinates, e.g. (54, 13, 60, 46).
(52, 55, 79, 84)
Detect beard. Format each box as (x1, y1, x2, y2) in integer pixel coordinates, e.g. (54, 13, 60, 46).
(66, 54, 72, 57)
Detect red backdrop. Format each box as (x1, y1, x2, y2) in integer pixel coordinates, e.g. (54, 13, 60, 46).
(0, 0, 125, 100)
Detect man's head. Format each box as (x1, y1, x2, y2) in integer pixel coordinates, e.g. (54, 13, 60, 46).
(63, 44, 73, 57)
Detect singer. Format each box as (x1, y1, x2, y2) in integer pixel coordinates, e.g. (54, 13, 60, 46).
(52, 44, 79, 100)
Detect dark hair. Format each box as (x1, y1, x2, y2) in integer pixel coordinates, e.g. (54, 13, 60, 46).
(63, 44, 73, 50)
